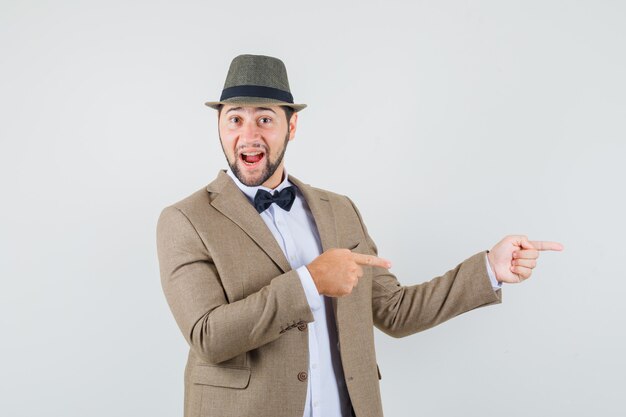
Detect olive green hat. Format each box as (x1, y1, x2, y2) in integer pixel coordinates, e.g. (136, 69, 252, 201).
(204, 54, 307, 112)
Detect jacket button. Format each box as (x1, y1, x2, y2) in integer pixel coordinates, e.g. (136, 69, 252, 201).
(297, 371, 308, 382)
(297, 323, 307, 331)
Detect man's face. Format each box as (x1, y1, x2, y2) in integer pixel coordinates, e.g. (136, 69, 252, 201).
(218, 105, 297, 188)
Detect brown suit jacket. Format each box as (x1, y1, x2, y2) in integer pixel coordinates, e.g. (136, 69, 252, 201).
(156, 170, 502, 417)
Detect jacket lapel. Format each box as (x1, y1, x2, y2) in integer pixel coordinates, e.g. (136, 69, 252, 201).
(207, 171, 292, 273)
(287, 175, 339, 252)
(288, 175, 343, 322)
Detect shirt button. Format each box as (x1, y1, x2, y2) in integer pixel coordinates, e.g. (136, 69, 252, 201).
(297, 371, 308, 382)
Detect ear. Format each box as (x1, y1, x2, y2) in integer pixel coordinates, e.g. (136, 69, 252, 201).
(288, 112, 298, 141)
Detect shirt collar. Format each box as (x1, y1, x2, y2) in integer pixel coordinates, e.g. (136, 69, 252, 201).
(226, 167, 294, 203)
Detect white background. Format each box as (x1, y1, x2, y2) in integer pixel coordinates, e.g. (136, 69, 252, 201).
(1, 1, 625, 416)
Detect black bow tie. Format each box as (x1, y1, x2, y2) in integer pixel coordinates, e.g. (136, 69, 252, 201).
(254, 186, 296, 213)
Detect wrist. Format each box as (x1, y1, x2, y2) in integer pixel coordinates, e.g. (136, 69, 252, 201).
(486, 250, 500, 283)
(305, 263, 322, 294)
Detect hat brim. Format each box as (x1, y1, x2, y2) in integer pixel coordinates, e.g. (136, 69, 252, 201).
(204, 96, 306, 112)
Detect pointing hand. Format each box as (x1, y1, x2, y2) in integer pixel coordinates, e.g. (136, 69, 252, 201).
(487, 235, 564, 284)
(306, 248, 392, 297)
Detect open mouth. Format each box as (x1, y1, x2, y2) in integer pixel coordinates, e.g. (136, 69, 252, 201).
(240, 151, 265, 166)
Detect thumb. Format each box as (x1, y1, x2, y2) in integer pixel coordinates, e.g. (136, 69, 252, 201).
(519, 236, 535, 250)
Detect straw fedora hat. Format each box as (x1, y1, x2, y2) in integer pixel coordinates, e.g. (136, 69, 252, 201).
(204, 54, 307, 112)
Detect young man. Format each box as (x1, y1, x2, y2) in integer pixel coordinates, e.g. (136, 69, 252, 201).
(156, 54, 563, 417)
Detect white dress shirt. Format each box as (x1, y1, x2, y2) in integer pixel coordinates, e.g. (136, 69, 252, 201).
(226, 168, 500, 417)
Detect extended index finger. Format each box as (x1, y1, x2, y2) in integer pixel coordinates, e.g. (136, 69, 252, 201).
(352, 253, 392, 269)
(528, 241, 564, 251)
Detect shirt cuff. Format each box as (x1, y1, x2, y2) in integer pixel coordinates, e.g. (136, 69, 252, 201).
(296, 265, 323, 312)
(485, 252, 502, 290)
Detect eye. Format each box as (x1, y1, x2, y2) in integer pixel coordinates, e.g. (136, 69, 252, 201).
(228, 116, 240, 123)
(258, 116, 272, 124)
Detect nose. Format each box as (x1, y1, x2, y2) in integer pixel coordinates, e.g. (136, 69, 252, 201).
(240, 118, 261, 142)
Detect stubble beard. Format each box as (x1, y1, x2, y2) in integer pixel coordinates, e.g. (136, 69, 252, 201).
(221, 130, 290, 187)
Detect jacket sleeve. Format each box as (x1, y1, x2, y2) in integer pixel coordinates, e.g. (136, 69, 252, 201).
(346, 198, 502, 338)
(156, 205, 315, 364)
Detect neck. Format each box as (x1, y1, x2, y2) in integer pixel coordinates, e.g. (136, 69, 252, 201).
(261, 165, 285, 189)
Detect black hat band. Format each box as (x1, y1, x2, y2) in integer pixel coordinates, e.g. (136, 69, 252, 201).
(220, 85, 294, 103)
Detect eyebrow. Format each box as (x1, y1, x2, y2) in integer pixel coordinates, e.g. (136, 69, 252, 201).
(225, 106, 276, 114)
(255, 107, 276, 114)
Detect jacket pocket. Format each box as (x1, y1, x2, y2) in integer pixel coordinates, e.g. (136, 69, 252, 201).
(348, 241, 361, 250)
(191, 365, 251, 389)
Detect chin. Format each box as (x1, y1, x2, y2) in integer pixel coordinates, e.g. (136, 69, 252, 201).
(235, 166, 269, 187)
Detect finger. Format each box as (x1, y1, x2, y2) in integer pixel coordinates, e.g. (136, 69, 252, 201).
(355, 264, 364, 279)
(513, 249, 539, 260)
(512, 258, 537, 268)
(352, 253, 392, 269)
(511, 265, 532, 280)
(529, 240, 564, 251)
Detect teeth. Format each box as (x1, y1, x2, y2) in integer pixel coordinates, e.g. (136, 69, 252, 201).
(242, 152, 262, 156)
